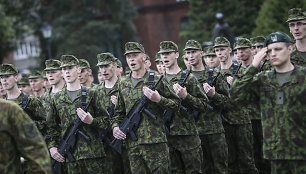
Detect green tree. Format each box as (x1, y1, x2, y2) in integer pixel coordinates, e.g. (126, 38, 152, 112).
(39, 0, 137, 81)
(179, 0, 264, 45)
(252, 0, 306, 36)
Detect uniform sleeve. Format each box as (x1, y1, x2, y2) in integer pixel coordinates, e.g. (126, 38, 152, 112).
(231, 65, 262, 104)
(9, 104, 52, 173)
(90, 89, 110, 130)
(46, 96, 61, 149)
(156, 78, 180, 111)
(27, 97, 48, 136)
(111, 81, 126, 129)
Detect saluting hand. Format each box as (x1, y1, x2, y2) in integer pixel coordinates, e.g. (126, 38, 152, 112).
(253, 47, 268, 68)
(76, 108, 93, 124)
(50, 147, 65, 163)
(203, 83, 215, 97)
(143, 86, 161, 103)
(173, 83, 187, 99)
(113, 127, 126, 140)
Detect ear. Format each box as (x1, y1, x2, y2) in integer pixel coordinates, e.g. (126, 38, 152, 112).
(14, 75, 19, 82)
(288, 44, 293, 53)
(141, 53, 146, 62)
(175, 52, 179, 59)
(88, 69, 92, 75)
(77, 66, 82, 73)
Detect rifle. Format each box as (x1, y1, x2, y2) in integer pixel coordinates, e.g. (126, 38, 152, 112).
(52, 88, 92, 174)
(98, 104, 115, 146)
(163, 70, 190, 135)
(258, 59, 268, 72)
(208, 68, 221, 87)
(110, 73, 163, 154)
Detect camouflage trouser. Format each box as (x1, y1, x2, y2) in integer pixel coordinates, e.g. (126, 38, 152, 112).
(104, 145, 124, 174)
(223, 122, 258, 174)
(270, 160, 306, 174)
(167, 135, 203, 174)
(200, 133, 228, 174)
(122, 145, 132, 174)
(251, 120, 270, 174)
(65, 157, 105, 174)
(128, 143, 170, 174)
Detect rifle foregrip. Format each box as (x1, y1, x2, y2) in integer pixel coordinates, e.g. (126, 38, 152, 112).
(143, 108, 157, 119)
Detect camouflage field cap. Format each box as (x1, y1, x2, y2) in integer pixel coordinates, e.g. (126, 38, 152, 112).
(155, 53, 162, 62)
(44, 59, 61, 71)
(28, 70, 43, 79)
(250, 36, 265, 47)
(115, 58, 122, 67)
(18, 76, 30, 85)
(286, 8, 306, 22)
(79, 59, 91, 69)
(124, 42, 145, 55)
(0, 64, 18, 76)
(184, 40, 202, 51)
(60, 55, 79, 68)
(158, 41, 178, 53)
(234, 38, 252, 50)
(214, 37, 230, 48)
(96, 52, 116, 66)
(204, 46, 216, 56)
(264, 31, 293, 47)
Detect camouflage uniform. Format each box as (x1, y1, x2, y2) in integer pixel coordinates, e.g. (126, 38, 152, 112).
(250, 36, 272, 174)
(287, 8, 306, 67)
(41, 59, 63, 123)
(111, 42, 180, 174)
(231, 32, 306, 174)
(215, 37, 258, 174)
(46, 55, 109, 173)
(185, 40, 228, 174)
(95, 53, 130, 174)
(0, 64, 47, 136)
(0, 99, 52, 174)
(159, 41, 205, 174)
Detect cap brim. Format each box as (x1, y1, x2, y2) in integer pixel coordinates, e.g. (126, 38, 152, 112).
(124, 50, 142, 55)
(286, 17, 306, 22)
(183, 47, 201, 51)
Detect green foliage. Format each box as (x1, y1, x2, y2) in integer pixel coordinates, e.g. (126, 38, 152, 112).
(253, 0, 306, 36)
(39, 0, 137, 81)
(180, 0, 264, 45)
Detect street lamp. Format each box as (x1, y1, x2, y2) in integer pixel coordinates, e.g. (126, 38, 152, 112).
(41, 22, 52, 60)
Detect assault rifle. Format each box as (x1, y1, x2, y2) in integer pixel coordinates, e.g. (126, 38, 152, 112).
(163, 70, 190, 135)
(98, 104, 115, 146)
(110, 74, 163, 154)
(52, 90, 92, 174)
(208, 68, 221, 87)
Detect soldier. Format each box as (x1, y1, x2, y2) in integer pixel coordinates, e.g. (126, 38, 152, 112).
(203, 45, 220, 68)
(98, 69, 104, 84)
(43, 74, 52, 90)
(78, 59, 95, 87)
(29, 70, 46, 99)
(155, 53, 164, 74)
(95, 53, 130, 174)
(0, 64, 47, 135)
(41, 59, 66, 123)
(47, 55, 109, 173)
(115, 58, 124, 79)
(183, 53, 191, 69)
(112, 42, 180, 174)
(231, 31, 306, 174)
(0, 99, 52, 173)
(18, 75, 33, 95)
(250, 36, 265, 56)
(159, 41, 208, 173)
(185, 40, 228, 174)
(209, 37, 258, 174)
(287, 8, 306, 66)
(234, 38, 271, 174)
(144, 54, 152, 71)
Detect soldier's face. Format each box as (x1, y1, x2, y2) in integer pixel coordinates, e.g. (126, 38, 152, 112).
(125, 53, 146, 72)
(289, 19, 306, 40)
(160, 52, 178, 69)
(62, 66, 80, 84)
(0, 75, 18, 91)
(237, 47, 252, 61)
(144, 60, 151, 70)
(215, 47, 232, 62)
(266, 42, 293, 67)
(18, 84, 32, 95)
(251, 46, 263, 56)
(183, 57, 190, 69)
(99, 63, 116, 80)
(205, 55, 220, 68)
(46, 70, 63, 85)
(29, 78, 44, 92)
(156, 61, 164, 74)
(97, 70, 104, 84)
(185, 49, 203, 66)
(78, 68, 91, 84)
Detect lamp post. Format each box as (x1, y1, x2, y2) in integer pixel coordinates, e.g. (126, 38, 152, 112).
(41, 22, 52, 60)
